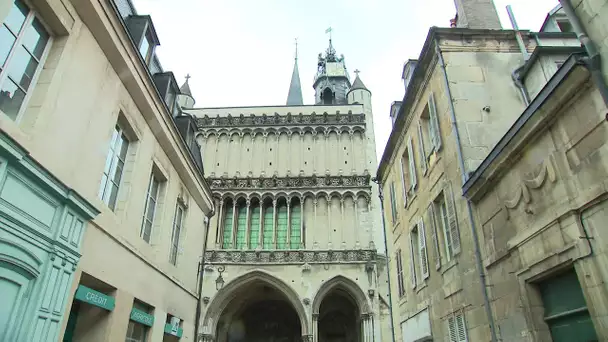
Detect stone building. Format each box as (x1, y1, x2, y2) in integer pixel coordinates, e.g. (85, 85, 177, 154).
(185, 39, 390, 341)
(0, 0, 214, 341)
(376, 2, 585, 342)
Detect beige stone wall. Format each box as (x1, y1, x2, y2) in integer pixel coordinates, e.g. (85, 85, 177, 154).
(0, 0, 213, 341)
(469, 76, 608, 340)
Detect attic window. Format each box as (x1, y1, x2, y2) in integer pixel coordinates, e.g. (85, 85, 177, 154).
(139, 33, 153, 63)
(556, 19, 573, 33)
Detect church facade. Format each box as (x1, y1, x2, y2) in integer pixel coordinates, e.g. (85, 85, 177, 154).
(185, 41, 391, 341)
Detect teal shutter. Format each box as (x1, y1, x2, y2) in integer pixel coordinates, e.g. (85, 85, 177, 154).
(263, 206, 273, 249)
(276, 204, 288, 249)
(290, 204, 301, 249)
(249, 204, 260, 249)
(235, 205, 247, 249)
(222, 205, 234, 249)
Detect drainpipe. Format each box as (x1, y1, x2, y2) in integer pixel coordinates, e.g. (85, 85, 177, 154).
(435, 43, 498, 342)
(506, 5, 531, 107)
(371, 177, 396, 342)
(194, 212, 214, 341)
(560, 0, 608, 105)
(512, 67, 531, 106)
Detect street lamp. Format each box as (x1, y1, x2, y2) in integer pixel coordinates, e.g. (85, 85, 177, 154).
(215, 265, 225, 290)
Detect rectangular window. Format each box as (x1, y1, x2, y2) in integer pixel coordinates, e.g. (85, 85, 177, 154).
(435, 193, 453, 262)
(140, 172, 160, 243)
(417, 218, 429, 280)
(396, 249, 405, 297)
(249, 203, 260, 249)
(399, 156, 408, 207)
(447, 313, 468, 342)
(389, 181, 397, 224)
(99, 125, 129, 211)
(0, 0, 50, 120)
(406, 138, 417, 191)
(169, 203, 185, 265)
(409, 226, 418, 289)
(139, 33, 152, 64)
(126, 301, 152, 342)
(222, 203, 234, 249)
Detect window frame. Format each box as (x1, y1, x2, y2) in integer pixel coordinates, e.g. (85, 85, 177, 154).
(140, 171, 161, 243)
(389, 181, 397, 225)
(395, 248, 405, 297)
(437, 193, 454, 262)
(0, 0, 53, 122)
(138, 31, 154, 65)
(99, 124, 130, 211)
(169, 202, 185, 265)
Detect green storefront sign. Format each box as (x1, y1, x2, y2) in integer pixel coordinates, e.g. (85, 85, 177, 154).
(164, 323, 183, 338)
(130, 308, 154, 327)
(74, 285, 115, 311)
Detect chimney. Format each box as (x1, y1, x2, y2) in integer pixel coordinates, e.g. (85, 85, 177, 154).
(453, 0, 501, 29)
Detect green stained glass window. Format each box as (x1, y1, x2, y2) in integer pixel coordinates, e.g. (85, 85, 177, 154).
(290, 203, 301, 249)
(249, 205, 260, 249)
(236, 204, 247, 249)
(276, 204, 288, 249)
(263, 206, 273, 249)
(222, 205, 234, 249)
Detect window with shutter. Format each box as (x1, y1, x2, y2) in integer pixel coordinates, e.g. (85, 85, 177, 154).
(428, 93, 442, 151)
(444, 182, 461, 255)
(409, 230, 417, 289)
(428, 203, 441, 270)
(396, 249, 405, 297)
(389, 182, 397, 224)
(399, 157, 408, 207)
(418, 217, 429, 279)
(447, 313, 468, 342)
(437, 194, 453, 261)
(417, 124, 428, 175)
(407, 138, 417, 190)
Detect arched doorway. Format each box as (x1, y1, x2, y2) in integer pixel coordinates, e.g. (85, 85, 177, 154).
(203, 271, 308, 342)
(318, 289, 359, 342)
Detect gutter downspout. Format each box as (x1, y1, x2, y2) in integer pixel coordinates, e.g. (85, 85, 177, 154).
(560, 0, 608, 105)
(435, 43, 498, 342)
(372, 178, 396, 342)
(512, 67, 531, 106)
(194, 213, 213, 341)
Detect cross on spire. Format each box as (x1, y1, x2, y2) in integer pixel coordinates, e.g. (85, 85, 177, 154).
(185, 74, 191, 82)
(354, 69, 360, 77)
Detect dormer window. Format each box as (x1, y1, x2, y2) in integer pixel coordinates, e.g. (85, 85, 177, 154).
(125, 15, 160, 67)
(152, 72, 179, 117)
(556, 19, 573, 33)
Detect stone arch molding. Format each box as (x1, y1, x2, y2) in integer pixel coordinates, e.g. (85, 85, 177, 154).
(312, 275, 371, 315)
(201, 269, 310, 337)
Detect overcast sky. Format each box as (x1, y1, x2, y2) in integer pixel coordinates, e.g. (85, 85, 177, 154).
(133, 0, 559, 162)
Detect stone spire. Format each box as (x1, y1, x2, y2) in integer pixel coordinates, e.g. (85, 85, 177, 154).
(287, 39, 304, 106)
(453, 0, 501, 29)
(177, 74, 195, 108)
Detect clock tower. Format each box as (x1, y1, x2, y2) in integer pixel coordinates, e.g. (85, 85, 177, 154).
(313, 37, 351, 105)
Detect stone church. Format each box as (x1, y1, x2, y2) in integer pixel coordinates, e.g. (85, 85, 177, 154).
(184, 39, 390, 341)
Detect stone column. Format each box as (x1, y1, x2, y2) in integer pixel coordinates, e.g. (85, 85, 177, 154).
(215, 199, 224, 247)
(262, 133, 268, 175)
(324, 131, 330, 174)
(313, 199, 318, 248)
(287, 132, 292, 175)
(286, 197, 292, 248)
(245, 198, 251, 249)
(312, 132, 318, 174)
(212, 135, 219, 176)
(224, 135, 230, 172)
(354, 197, 360, 249)
(327, 196, 332, 250)
(361, 313, 371, 342)
(300, 196, 305, 248)
(361, 134, 368, 172)
(231, 201, 237, 248)
(349, 130, 355, 174)
(272, 199, 277, 249)
(340, 197, 346, 248)
(259, 203, 264, 248)
(300, 132, 305, 173)
(237, 133, 244, 176)
(312, 313, 319, 342)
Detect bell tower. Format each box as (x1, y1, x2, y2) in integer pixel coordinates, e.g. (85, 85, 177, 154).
(313, 31, 351, 105)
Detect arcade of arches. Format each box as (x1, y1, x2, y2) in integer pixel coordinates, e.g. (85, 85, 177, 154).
(201, 273, 376, 342)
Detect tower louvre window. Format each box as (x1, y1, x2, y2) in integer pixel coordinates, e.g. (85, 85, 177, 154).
(290, 199, 302, 249)
(322, 87, 334, 105)
(249, 202, 260, 249)
(276, 201, 288, 249)
(235, 202, 247, 249)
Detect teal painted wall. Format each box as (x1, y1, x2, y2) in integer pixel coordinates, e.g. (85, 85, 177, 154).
(0, 132, 98, 342)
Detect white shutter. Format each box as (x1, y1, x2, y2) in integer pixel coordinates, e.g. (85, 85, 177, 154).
(407, 138, 417, 190)
(409, 232, 417, 289)
(417, 124, 428, 175)
(456, 313, 468, 342)
(448, 316, 457, 342)
(399, 157, 408, 207)
(418, 217, 429, 279)
(444, 182, 461, 255)
(428, 204, 441, 270)
(429, 93, 442, 151)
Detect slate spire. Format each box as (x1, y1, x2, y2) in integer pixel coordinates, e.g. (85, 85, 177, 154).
(286, 39, 304, 105)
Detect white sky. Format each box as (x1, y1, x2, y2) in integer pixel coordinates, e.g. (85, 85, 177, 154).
(133, 0, 559, 162)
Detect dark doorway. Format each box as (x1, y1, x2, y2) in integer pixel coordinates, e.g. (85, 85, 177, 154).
(318, 289, 359, 342)
(217, 284, 302, 342)
(322, 88, 334, 105)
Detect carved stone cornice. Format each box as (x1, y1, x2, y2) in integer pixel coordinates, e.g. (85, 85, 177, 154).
(197, 112, 365, 128)
(204, 249, 377, 264)
(208, 174, 371, 190)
